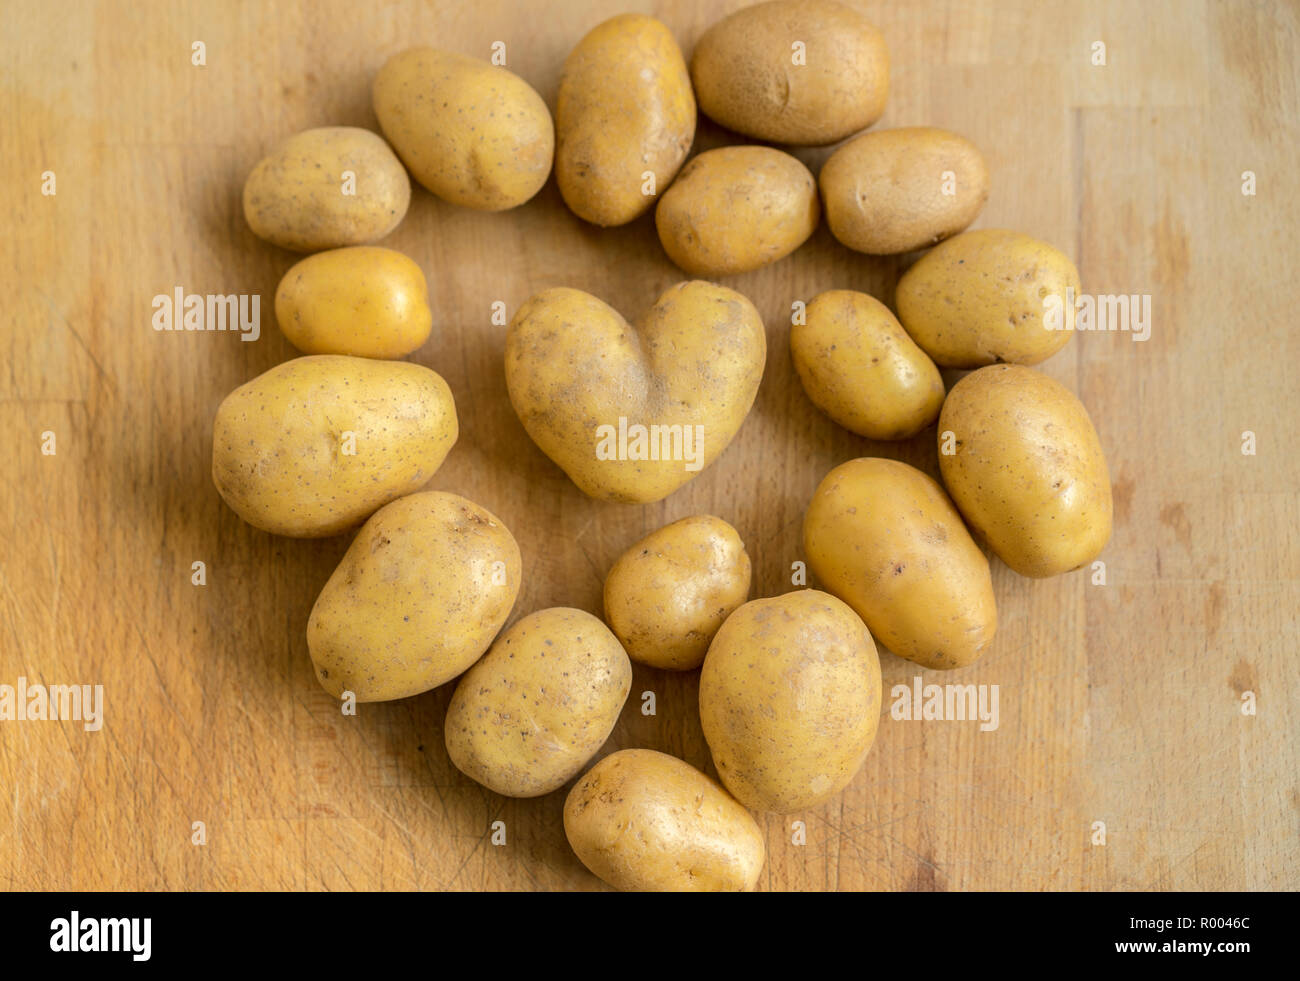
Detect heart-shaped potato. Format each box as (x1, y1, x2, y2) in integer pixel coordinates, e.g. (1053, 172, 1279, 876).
(504, 282, 766, 503)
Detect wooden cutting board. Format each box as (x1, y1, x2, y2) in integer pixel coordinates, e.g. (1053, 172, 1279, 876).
(2, 0, 1296, 891)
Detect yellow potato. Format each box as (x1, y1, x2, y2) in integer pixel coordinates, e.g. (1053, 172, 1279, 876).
(699, 590, 881, 813)
(820, 127, 989, 255)
(556, 14, 695, 226)
(274, 246, 432, 359)
(803, 457, 997, 670)
(373, 47, 553, 211)
(242, 126, 410, 252)
(895, 228, 1081, 367)
(603, 515, 752, 670)
(445, 608, 631, 797)
(564, 749, 765, 891)
(655, 146, 819, 276)
(211, 355, 457, 537)
(938, 364, 1113, 578)
(791, 289, 945, 440)
(690, 0, 889, 146)
(307, 492, 520, 702)
(505, 281, 766, 502)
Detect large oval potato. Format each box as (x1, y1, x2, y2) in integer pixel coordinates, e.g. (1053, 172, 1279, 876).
(603, 515, 752, 670)
(655, 146, 819, 276)
(564, 749, 765, 891)
(556, 14, 695, 226)
(242, 126, 410, 252)
(803, 458, 997, 669)
(938, 364, 1113, 578)
(699, 590, 881, 813)
(373, 47, 553, 211)
(275, 246, 432, 359)
(505, 281, 766, 502)
(445, 608, 631, 797)
(690, 0, 889, 146)
(211, 355, 457, 537)
(820, 127, 989, 255)
(307, 491, 520, 702)
(791, 289, 945, 440)
(895, 228, 1081, 367)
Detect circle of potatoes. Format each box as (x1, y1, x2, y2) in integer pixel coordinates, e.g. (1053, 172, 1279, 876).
(215, 0, 1114, 893)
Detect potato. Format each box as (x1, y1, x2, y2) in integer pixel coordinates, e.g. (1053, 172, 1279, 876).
(211, 355, 457, 537)
(820, 127, 989, 255)
(307, 492, 520, 702)
(445, 608, 631, 797)
(372, 47, 553, 211)
(690, 0, 889, 146)
(938, 364, 1113, 578)
(505, 281, 766, 502)
(242, 126, 410, 252)
(791, 289, 945, 440)
(556, 14, 695, 226)
(803, 458, 997, 669)
(603, 515, 751, 670)
(895, 229, 1081, 367)
(564, 749, 765, 891)
(274, 246, 432, 359)
(655, 146, 819, 276)
(699, 590, 881, 813)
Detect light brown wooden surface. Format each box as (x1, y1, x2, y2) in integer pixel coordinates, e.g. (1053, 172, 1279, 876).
(2, 0, 1297, 891)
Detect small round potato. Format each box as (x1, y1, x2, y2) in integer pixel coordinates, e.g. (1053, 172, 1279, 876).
(504, 281, 766, 503)
(603, 515, 752, 670)
(211, 355, 457, 537)
(445, 608, 632, 797)
(699, 590, 881, 813)
(275, 246, 432, 359)
(307, 491, 521, 702)
(803, 458, 997, 669)
(938, 364, 1113, 578)
(895, 228, 1081, 367)
(556, 14, 695, 226)
(242, 126, 410, 252)
(564, 749, 765, 892)
(690, 0, 889, 146)
(791, 289, 945, 440)
(373, 47, 554, 211)
(820, 127, 989, 255)
(655, 146, 819, 276)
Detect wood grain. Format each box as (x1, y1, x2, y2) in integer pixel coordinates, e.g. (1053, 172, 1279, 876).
(1, 0, 1296, 891)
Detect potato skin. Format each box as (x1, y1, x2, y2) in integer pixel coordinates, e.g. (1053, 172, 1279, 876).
(564, 749, 765, 892)
(211, 355, 457, 537)
(938, 365, 1113, 578)
(803, 458, 997, 669)
(445, 608, 632, 797)
(791, 289, 945, 440)
(699, 590, 881, 813)
(556, 14, 695, 226)
(603, 515, 752, 670)
(504, 281, 766, 503)
(373, 47, 553, 211)
(242, 127, 410, 252)
(307, 491, 521, 701)
(655, 146, 819, 276)
(895, 229, 1081, 367)
(274, 246, 432, 359)
(690, 0, 889, 146)
(820, 127, 989, 255)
